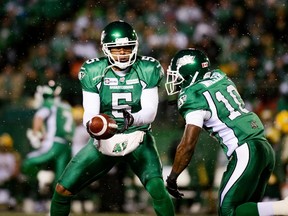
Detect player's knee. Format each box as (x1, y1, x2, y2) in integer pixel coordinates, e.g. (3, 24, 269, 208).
(55, 183, 73, 196)
(146, 177, 167, 200)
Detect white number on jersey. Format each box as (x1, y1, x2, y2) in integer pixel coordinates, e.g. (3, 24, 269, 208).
(112, 92, 132, 117)
(215, 84, 249, 120)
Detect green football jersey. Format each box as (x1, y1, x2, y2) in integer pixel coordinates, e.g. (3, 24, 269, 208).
(42, 98, 75, 142)
(78, 56, 163, 132)
(178, 69, 265, 157)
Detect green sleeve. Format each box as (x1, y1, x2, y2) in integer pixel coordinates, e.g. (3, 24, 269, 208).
(134, 56, 164, 89)
(78, 58, 108, 93)
(178, 88, 210, 119)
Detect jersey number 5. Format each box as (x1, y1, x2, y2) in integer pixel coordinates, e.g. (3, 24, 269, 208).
(112, 92, 132, 118)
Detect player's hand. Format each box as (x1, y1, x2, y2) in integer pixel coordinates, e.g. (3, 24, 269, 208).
(166, 176, 184, 199)
(118, 109, 134, 133)
(86, 120, 98, 139)
(26, 128, 43, 149)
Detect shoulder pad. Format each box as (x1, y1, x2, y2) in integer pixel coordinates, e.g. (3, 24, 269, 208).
(132, 56, 164, 88)
(79, 57, 109, 92)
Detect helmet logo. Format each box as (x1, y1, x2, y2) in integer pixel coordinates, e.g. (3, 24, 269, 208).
(176, 55, 195, 70)
(115, 37, 129, 44)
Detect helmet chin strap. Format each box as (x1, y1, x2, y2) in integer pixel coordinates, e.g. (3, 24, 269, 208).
(183, 71, 199, 89)
(102, 65, 114, 76)
(191, 71, 199, 84)
(102, 64, 129, 78)
(186, 71, 211, 88)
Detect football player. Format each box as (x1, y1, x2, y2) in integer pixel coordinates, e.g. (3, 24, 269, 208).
(21, 80, 75, 211)
(50, 20, 175, 216)
(165, 48, 288, 216)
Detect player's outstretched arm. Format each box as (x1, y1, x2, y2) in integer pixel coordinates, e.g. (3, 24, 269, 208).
(166, 124, 202, 198)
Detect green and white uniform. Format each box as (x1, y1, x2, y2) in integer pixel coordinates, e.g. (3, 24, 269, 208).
(178, 70, 275, 216)
(80, 56, 161, 131)
(22, 98, 75, 185)
(55, 56, 174, 216)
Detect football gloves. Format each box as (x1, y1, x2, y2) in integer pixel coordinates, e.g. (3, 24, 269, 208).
(166, 175, 184, 199)
(118, 109, 134, 133)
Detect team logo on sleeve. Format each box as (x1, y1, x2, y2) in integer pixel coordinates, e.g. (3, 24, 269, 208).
(178, 94, 187, 108)
(78, 71, 85, 80)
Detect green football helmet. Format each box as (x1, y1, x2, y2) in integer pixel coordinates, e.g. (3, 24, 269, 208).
(34, 80, 62, 108)
(101, 20, 138, 69)
(41, 80, 62, 99)
(165, 48, 211, 95)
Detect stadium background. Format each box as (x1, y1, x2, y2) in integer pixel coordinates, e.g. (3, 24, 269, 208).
(0, 0, 288, 215)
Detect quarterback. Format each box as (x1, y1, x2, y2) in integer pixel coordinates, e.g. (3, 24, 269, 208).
(165, 48, 288, 216)
(50, 20, 175, 215)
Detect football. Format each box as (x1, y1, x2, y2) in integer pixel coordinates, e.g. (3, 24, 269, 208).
(88, 114, 118, 139)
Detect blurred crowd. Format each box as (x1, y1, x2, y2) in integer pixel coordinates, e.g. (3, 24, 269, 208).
(1, 0, 288, 214)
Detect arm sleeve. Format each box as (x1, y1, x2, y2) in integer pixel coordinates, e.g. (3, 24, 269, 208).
(132, 87, 159, 126)
(185, 110, 211, 128)
(82, 90, 100, 126)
